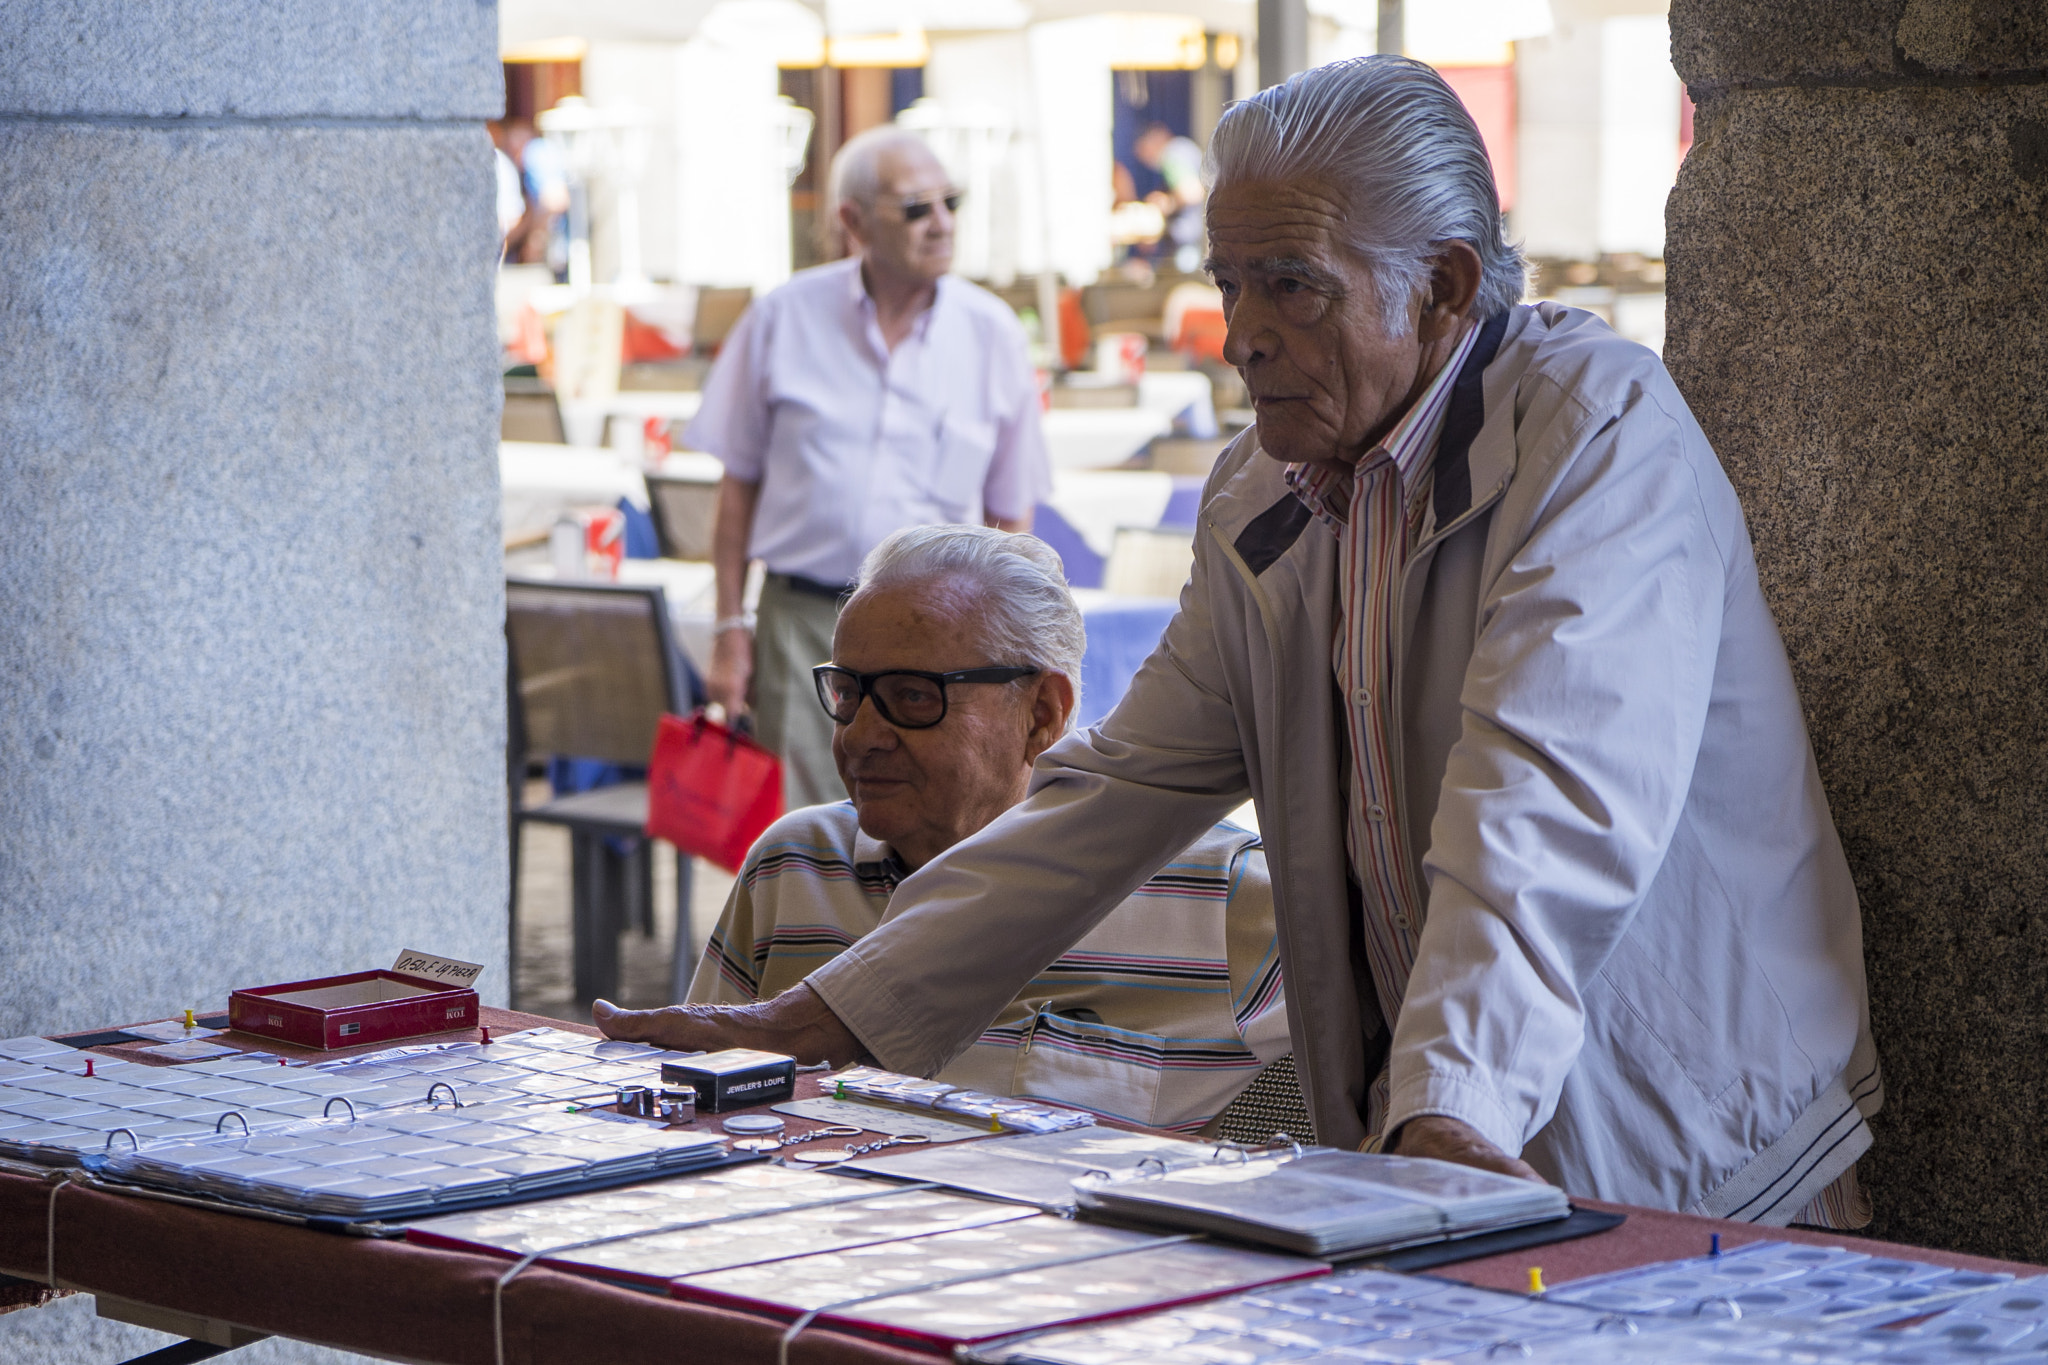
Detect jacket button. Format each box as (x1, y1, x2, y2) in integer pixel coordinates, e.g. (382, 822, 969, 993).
(1393, 913, 1411, 929)
(1368, 804, 1386, 821)
(1351, 687, 1371, 707)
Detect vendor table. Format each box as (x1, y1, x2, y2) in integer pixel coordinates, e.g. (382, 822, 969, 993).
(10, 1009, 2032, 1365)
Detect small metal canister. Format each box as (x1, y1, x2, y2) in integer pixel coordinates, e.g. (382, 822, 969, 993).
(616, 1085, 656, 1118)
(658, 1087, 697, 1125)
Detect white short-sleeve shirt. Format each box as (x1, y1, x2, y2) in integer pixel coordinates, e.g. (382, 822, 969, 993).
(685, 258, 1052, 585)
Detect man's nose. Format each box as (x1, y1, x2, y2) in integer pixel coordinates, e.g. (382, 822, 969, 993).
(1222, 299, 1268, 368)
(840, 692, 899, 752)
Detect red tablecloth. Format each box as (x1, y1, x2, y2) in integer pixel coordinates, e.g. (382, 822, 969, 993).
(0, 1008, 2034, 1363)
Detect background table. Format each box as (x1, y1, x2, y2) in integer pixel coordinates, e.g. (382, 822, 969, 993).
(500, 441, 649, 548)
(2, 1007, 2038, 1365)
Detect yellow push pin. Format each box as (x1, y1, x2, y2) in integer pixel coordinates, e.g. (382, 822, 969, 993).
(183, 1008, 196, 1032)
(1527, 1266, 1546, 1295)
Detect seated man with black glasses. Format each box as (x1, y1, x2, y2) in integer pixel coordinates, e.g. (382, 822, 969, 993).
(595, 525, 1288, 1134)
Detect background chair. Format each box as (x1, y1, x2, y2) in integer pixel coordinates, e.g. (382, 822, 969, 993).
(644, 468, 721, 562)
(501, 376, 567, 443)
(505, 578, 699, 1005)
(1103, 524, 1196, 598)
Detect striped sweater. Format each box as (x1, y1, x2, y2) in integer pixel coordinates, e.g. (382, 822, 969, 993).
(688, 802, 1289, 1133)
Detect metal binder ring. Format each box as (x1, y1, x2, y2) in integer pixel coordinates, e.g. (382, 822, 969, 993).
(323, 1096, 358, 1121)
(1486, 1340, 1533, 1359)
(1693, 1296, 1742, 1320)
(426, 1081, 462, 1108)
(1209, 1145, 1250, 1165)
(1134, 1155, 1170, 1177)
(213, 1111, 250, 1136)
(102, 1128, 140, 1154)
(1594, 1314, 1639, 1335)
(1267, 1132, 1306, 1158)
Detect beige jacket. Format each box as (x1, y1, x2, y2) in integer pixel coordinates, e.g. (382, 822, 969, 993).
(810, 303, 1881, 1221)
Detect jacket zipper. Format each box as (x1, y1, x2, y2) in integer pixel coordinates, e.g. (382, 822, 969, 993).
(1386, 474, 1513, 916)
(1206, 518, 1321, 1133)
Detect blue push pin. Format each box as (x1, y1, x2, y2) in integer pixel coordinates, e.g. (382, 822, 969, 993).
(1710, 1233, 1721, 1258)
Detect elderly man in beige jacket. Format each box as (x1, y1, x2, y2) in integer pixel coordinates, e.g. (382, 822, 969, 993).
(599, 56, 1880, 1227)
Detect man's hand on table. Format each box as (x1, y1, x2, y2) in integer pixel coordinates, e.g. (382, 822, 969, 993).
(593, 982, 869, 1068)
(1389, 1115, 1546, 1184)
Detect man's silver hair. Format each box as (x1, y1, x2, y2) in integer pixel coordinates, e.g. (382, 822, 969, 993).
(1206, 56, 1527, 329)
(828, 125, 936, 219)
(851, 524, 1086, 729)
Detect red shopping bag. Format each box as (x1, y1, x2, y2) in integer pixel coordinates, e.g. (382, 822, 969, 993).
(644, 711, 784, 872)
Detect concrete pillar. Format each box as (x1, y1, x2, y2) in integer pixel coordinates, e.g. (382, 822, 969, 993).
(1259, 0, 1310, 88)
(0, 2, 509, 1049)
(1666, 1, 2048, 1259)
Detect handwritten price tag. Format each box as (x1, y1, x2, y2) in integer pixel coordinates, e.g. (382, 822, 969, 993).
(390, 949, 485, 988)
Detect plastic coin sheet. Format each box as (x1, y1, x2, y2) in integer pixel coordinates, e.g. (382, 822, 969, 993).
(537, 1189, 1039, 1289)
(0, 1026, 698, 1172)
(772, 1095, 991, 1143)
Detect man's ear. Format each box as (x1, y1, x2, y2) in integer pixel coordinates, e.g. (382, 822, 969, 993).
(838, 197, 867, 255)
(1418, 240, 1484, 345)
(1022, 672, 1076, 766)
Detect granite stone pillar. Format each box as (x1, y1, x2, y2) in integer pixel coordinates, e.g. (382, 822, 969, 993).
(0, 0, 508, 1052)
(1666, 1, 2048, 1259)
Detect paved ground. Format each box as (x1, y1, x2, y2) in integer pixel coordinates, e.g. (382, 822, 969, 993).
(512, 780, 737, 1024)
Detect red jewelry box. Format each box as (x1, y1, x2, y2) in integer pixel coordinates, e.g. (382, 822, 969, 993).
(228, 970, 479, 1050)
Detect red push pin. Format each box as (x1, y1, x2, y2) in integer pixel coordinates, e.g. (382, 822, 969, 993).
(480, 1025, 493, 1045)
(83, 1059, 95, 1078)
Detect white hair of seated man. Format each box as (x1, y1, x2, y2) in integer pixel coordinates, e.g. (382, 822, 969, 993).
(828, 125, 937, 216)
(1205, 55, 1530, 332)
(851, 524, 1087, 729)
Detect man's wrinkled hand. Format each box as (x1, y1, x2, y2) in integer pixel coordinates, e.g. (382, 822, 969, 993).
(1388, 1115, 1547, 1184)
(592, 982, 868, 1068)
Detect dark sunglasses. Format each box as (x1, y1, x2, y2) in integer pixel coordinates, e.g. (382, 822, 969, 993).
(813, 663, 1038, 730)
(898, 191, 963, 222)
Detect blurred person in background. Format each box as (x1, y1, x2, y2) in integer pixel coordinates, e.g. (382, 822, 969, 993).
(612, 525, 1287, 1133)
(686, 127, 1050, 808)
(495, 118, 570, 270)
(488, 121, 526, 252)
(1136, 122, 1207, 272)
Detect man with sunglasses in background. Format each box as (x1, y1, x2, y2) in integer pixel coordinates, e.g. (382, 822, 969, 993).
(685, 127, 1050, 809)
(607, 525, 1288, 1134)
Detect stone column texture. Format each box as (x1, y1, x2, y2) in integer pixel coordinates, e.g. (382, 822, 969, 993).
(1666, 1, 2048, 1259)
(0, 4, 509, 1035)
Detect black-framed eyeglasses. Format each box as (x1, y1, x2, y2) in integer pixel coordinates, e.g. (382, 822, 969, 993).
(813, 664, 1038, 730)
(898, 191, 963, 222)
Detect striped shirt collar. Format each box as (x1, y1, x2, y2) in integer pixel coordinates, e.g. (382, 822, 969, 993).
(1285, 322, 1484, 529)
(851, 826, 913, 888)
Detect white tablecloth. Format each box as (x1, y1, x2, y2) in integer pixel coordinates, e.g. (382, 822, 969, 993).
(557, 391, 705, 450)
(1042, 470, 1177, 558)
(1137, 370, 1218, 438)
(1041, 408, 1174, 469)
(500, 441, 649, 546)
